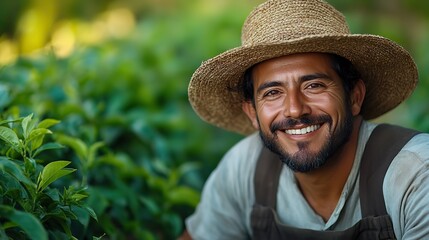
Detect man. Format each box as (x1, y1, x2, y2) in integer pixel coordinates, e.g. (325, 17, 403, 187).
(182, 0, 429, 239)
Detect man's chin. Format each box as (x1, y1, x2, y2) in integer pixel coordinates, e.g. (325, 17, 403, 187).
(280, 151, 329, 173)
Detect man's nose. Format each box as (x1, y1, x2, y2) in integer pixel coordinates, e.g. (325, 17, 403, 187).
(283, 91, 310, 118)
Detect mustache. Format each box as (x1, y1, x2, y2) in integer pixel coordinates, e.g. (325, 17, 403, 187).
(270, 115, 332, 133)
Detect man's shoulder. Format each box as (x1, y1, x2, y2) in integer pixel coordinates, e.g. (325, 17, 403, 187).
(383, 127, 429, 238)
(401, 130, 429, 162)
(384, 125, 429, 186)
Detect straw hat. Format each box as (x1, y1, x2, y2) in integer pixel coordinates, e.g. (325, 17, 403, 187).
(188, 0, 418, 135)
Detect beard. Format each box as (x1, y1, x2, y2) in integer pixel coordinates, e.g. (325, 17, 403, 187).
(259, 108, 354, 173)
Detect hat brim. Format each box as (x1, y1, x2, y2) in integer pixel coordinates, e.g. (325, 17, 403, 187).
(188, 34, 418, 135)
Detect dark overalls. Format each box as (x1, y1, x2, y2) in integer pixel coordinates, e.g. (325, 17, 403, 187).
(251, 124, 419, 239)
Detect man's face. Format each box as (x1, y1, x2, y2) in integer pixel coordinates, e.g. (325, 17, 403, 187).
(243, 53, 358, 172)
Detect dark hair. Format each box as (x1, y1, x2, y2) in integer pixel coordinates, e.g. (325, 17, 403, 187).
(237, 53, 362, 104)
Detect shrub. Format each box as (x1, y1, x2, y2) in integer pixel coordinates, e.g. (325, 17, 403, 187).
(0, 114, 97, 239)
(0, 2, 245, 238)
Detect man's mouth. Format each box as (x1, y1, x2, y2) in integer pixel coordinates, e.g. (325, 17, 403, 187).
(284, 124, 321, 135)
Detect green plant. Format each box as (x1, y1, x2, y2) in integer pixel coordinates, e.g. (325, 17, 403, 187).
(0, 114, 97, 239)
(0, 2, 246, 238)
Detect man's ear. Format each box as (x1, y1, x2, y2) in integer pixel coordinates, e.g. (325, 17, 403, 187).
(350, 79, 366, 116)
(242, 101, 259, 130)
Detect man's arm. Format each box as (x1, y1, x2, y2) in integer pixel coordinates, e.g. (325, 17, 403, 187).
(384, 134, 429, 239)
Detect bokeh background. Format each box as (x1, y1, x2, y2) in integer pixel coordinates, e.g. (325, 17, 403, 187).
(0, 0, 428, 239)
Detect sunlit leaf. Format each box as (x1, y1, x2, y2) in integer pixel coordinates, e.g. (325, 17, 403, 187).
(37, 119, 60, 129)
(37, 161, 76, 192)
(21, 114, 37, 139)
(0, 126, 21, 151)
(28, 128, 52, 151)
(28, 128, 52, 142)
(167, 186, 200, 206)
(55, 134, 88, 162)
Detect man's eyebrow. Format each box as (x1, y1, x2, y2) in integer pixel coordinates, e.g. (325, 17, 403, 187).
(256, 73, 332, 94)
(256, 81, 282, 94)
(300, 73, 331, 82)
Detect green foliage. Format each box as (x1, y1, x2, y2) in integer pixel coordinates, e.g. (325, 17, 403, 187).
(0, 114, 95, 239)
(0, 1, 246, 239)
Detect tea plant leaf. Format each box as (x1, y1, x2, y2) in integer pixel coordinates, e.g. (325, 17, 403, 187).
(33, 142, 65, 158)
(24, 157, 37, 177)
(68, 206, 89, 227)
(0, 118, 21, 126)
(0, 126, 21, 151)
(71, 193, 88, 202)
(85, 206, 98, 221)
(70, 205, 98, 226)
(0, 156, 34, 186)
(21, 114, 36, 139)
(0, 205, 48, 240)
(140, 196, 160, 215)
(55, 134, 88, 162)
(37, 119, 60, 129)
(88, 142, 104, 167)
(28, 128, 52, 142)
(28, 128, 52, 151)
(167, 186, 200, 206)
(37, 161, 76, 192)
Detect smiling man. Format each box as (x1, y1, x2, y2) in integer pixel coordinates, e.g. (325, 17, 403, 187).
(182, 0, 429, 239)
(243, 53, 361, 175)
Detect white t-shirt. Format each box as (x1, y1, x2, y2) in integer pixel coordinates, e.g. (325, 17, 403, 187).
(186, 121, 429, 240)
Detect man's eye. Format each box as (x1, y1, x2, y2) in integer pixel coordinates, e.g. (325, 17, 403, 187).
(307, 83, 323, 89)
(263, 90, 279, 97)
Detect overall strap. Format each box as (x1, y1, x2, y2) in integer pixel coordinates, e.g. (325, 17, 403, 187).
(254, 147, 283, 209)
(359, 124, 420, 217)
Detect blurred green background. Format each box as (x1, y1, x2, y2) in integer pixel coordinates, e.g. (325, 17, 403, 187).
(0, 0, 428, 239)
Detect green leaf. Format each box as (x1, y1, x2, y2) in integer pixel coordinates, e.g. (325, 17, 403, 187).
(37, 118, 60, 129)
(33, 142, 65, 157)
(0, 126, 20, 150)
(28, 128, 52, 151)
(70, 205, 90, 227)
(55, 134, 88, 162)
(88, 142, 104, 167)
(85, 205, 98, 222)
(37, 161, 76, 192)
(28, 128, 52, 142)
(0, 205, 48, 240)
(71, 193, 88, 202)
(0, 118, 21, 126)
(21, 114, 35, 139)
(167, 186, 200, 206)
(24, 157, 37, 177)
(140, 196, 160, 215)
(0, 157, 34, 186)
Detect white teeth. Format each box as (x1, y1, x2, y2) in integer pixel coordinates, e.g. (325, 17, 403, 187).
(285, 124, 321, 135)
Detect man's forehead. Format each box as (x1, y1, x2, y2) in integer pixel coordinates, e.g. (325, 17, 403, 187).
(251, 53, 334, 78)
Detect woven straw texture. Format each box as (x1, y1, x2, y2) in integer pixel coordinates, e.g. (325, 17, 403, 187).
(188, 0, 418, 135)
